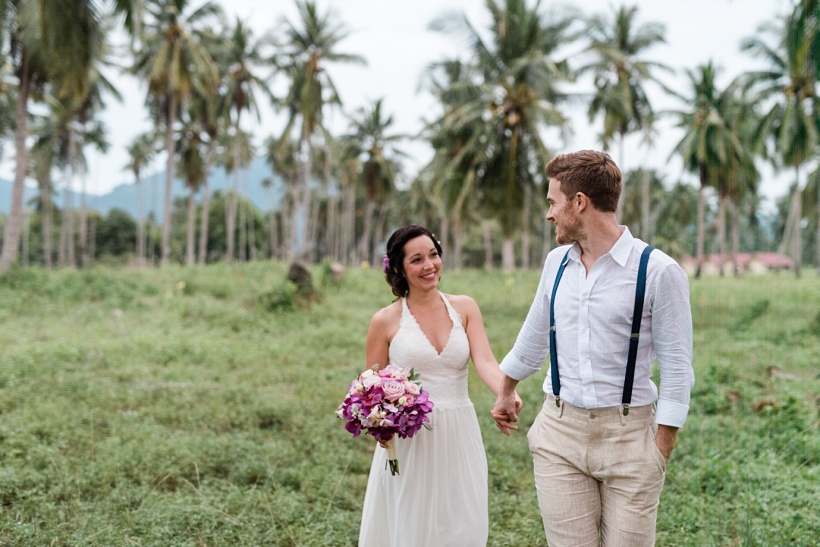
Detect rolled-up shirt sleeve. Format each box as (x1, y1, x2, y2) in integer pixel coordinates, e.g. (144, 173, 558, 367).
(651, 262, 695, 428)
(499, 255, 555, 382)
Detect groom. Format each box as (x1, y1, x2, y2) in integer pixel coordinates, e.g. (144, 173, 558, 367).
(492, 150, 694, 547)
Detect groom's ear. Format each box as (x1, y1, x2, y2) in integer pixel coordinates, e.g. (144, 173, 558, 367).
(574, 192, 589, 212)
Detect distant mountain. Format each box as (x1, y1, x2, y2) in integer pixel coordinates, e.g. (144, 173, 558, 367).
(0, 178, 39, 214)
(0, 156, 285, 218)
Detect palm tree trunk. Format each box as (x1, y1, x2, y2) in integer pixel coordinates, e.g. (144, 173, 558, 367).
(453, 213, 463, 271)
(342, 183, 355, 264)
(66, 196, 75, 266)
(641, 168, 650, 241)
(161, 94, 178, 267)
(88, 215, 96, 265)
(439, 216, 449, 268)
(65, 126, 77, 267)
(79, 169, 88, 268)
(0, 59, 30, 271)
(270, 208, 278, 260)
(186, 188, 196, 266)
(22, 210, 29, 267)
(695, 164, 706, 278)
(616, 132, 625, 223)
(136, 177, 145, 267)
(730, 199, 741, 277)
(58, 194, 67, 267)
(327, 195, 338, 261)
(359, 200, 375, 264)
(793, 167, 802, 278)
(543, 216, 553, 263)
(198, 147, 213, 265)
(248, 177, 256, 261)
(227, 118, 240, 263)
(283, 182, 295, 261)
(43, 182, 53, 269)
(307, 189, 320, 262)
(502, 237, 515, 273)
(239, 193, 247, 262)
(371, 202, 388, 267)
(522, 184, 531, 268)
(717, 194, 726, 277)
(816, 182, 820, 273)
(483, 220, 493, 269)
(297, 133, 314, 262)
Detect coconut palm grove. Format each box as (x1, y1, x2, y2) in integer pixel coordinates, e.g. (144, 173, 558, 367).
(0, 1, 818, 546)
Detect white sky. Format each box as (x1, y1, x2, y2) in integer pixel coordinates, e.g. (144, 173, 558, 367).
(0, 0, 799, 212)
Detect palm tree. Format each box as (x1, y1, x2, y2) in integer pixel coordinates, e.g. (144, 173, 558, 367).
(429, 0, 575, 272)
(125, 132, 158, 267)
(579, 4, 671, 222)
(275, 0, 365, 262)
(0, 0, 138, 271)
(741, 7, 819, 276)
(420, 59, 483, 269)
(213, 17, 267, 263)
(343, 99, 404, 265)
(261, 177, 278, 259)
(218, 126, 255, 261)
(176, 119, 207, 266)
(265, 135, 301, 261)
(671, 62, 742, 278)
(29, 114, 57, 268)
(714, 86, 759, 277)
(0, 1, 49, 270)
(131, 0, 221, 266)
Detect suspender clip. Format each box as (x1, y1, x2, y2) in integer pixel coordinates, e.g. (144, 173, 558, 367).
(622, 404, 629, 416)
(555, 396, 561, 407)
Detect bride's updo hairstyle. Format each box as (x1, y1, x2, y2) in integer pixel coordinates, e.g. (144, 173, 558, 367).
(384, 224, 443, 298)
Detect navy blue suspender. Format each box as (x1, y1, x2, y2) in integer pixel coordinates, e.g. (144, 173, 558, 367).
(548, 245, 655, 413)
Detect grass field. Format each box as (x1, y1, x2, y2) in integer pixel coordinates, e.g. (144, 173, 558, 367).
(0, 262, 818, 546)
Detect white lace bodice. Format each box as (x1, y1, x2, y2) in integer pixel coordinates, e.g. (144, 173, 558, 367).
(388, 292, 472, 409)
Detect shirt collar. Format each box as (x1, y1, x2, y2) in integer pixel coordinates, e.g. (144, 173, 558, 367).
(609, 226, 634, 267)
(567, 226, 634, 267)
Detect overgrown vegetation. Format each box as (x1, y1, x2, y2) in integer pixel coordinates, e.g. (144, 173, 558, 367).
(0, 264, 817, 545)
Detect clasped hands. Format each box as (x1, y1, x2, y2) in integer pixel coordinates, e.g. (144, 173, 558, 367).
(491, 391, 522, 435)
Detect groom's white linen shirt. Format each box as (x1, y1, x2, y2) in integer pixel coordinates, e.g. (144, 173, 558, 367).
(499, 227, 695, 428)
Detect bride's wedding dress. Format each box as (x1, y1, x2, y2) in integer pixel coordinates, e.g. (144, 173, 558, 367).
(359, 291, 488, 547)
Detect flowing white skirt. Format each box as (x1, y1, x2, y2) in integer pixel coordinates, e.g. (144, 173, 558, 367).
(358, 404, 489, 547)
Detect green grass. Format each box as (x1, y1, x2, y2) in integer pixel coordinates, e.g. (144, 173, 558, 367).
(0, 263, 817, 546)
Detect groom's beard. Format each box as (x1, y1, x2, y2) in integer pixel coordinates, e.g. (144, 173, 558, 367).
(554, 214, 583, 245)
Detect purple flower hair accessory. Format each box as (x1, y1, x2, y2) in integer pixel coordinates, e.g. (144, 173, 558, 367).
(382, 253, 391, 274)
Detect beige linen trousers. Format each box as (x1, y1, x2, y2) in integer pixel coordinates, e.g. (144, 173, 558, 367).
(527, 396, 667, 547)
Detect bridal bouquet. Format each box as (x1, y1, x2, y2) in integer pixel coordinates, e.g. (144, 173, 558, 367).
(336, 364, 434, 475)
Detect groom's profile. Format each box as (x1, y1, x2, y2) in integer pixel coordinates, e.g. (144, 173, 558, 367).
(492, 150, 694, 547)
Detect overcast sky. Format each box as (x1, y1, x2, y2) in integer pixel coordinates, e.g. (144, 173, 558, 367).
(1, 0, 799, 212)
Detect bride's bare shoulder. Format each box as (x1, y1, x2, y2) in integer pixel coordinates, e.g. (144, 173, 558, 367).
(369, 299, 403, 330)
(442, 293, 480, 316)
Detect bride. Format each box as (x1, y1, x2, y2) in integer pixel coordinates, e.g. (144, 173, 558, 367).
(358, 224, 521, 547)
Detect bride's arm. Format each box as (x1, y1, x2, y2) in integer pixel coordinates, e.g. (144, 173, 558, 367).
(455, 296, 521, 403)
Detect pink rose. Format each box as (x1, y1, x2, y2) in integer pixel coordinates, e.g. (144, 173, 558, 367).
(362, 374, 383, 388)
(405, 382, 420, 395)
(382, 380, 406, 402)
(379, 364, 402, 378)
